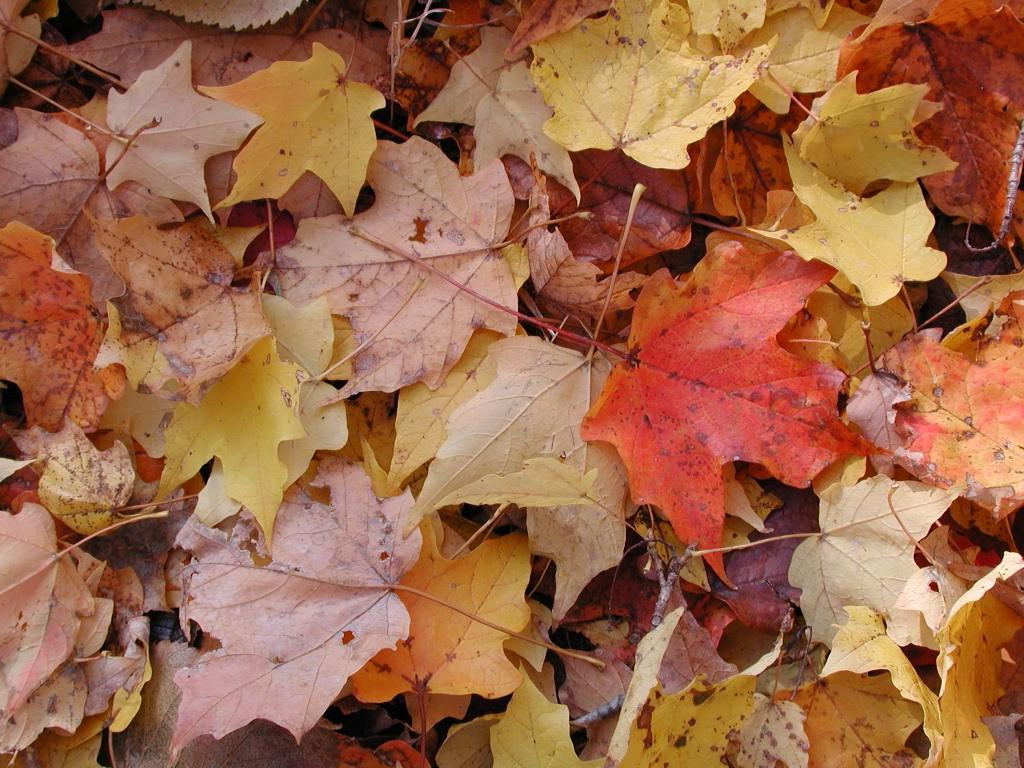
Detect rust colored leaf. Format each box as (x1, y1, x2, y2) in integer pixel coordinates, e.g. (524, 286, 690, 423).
(507, 0, 612, 56)
(0, 221, 121, 430)
(839, 0, 1024, 236)
(582, 242, 866, 576)
(709, 93, 799, 225)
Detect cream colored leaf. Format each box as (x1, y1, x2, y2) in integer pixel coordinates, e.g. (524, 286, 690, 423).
(733, 693, 809, 768)
(743, 6, 867, 113)
(131, 0, 305, 29)
(792, 71, 956, 195)
(388, 330, 500, 494)
(788, 476, 955, 645)
(14, 422, 134, 535)
(431, 458, 598, 510)
(105, 41, 261, 219)
(409, 336, 628, 618)
(275, 137, 518, 394)
(755, 138, 946, 306)
(942, 271, 1024, 321)
(99, 387, 175, 459)
(530, 0, 770, 168)
(262, 294, 334, 377)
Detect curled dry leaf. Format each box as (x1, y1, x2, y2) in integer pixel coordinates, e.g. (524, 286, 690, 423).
(0, 221, 122, 431)
(93, 216, 271, 403)
(171, 458, 420, 754)
(132, 0, 306, 30)
(13, 421, 134, 535)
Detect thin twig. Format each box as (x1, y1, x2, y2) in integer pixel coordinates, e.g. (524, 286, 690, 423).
(571, 694, 624, 728)
(964, 117, 1024, 262)
(8, 75, 115, 135)
(0, 19, 124, 87)
(886, 483, 937, 567)
(102, 118, 161, 182)
(589, 183, 644, 362)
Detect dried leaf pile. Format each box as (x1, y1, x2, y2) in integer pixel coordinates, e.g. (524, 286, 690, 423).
(2, 0, 1024, 766)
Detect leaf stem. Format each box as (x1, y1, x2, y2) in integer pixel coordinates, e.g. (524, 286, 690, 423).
(8, 75, 115, 136)
(0, 19, 124, 88)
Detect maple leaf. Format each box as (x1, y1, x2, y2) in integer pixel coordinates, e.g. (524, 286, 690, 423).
(742, 5, 867, 114)
(93, 216, 271, 402)
(104, 41, 261, 220)
(198, 43, 384, 215)
(0, 504, 97, 718)
(274, 136, 518, 394)
(63, 7, 390, 90)
(0, 221, 121, 431)
(410, 336, 629, 618)
(789, 476, 955, 646)
(839, 0, 1024, 236)
(791, 71, 957, 195)
(689, 0, 767, 51)
(619, 677, 756, 767)
(732, 694, 809, 768)
(506, 0, 612, 56)
(756, 138, 946, 306)
(415, 27, 579, 200)
(133, 0, 305, 29)
(13, 422, 134, 535)
(171, 458, 420, 752)
(351, 526, 531, 701)
(582, 242, 866, 577)
(490, 674, 602, 768)
(822, 606, 943, 761)
(0, 1, 38, 98)
(156, 336, 305, 540)
(529, 0, 770, 168)
(851, 296, 1024, 517)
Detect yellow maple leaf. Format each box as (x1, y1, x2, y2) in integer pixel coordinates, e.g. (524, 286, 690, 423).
(754, 137, 946, 306)
(199, 43, 385, 215)
(529, 0, 769, 169)
(490, 674, 602, 768)
(689, 0, 767, 51)
(792, 72, 957, 194)
(157, 336, 306, 541)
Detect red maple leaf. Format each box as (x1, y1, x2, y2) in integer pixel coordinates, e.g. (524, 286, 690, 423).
(582, 242, 867, 576)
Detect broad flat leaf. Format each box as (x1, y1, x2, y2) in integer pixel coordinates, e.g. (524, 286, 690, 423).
(789, 476, 955, 645)
(689, 0, 767, 50)
(275, 137, 518, 394)
(756, 138, 946, 306)
(199, 43, 384, 215)
(582, 242, 865, 577)
(0, 504, 96, 716)
(530, 0, 769, 168)
(490, 674, 601, 768)
(99, 386, 176, 459)
(94, 216, 270, 402)
(0, 221, 120, 430)
(788, 673, 922, 768)
(415, 27, 578, 200)
(792, 72, 956, 194)
(732, 693, 809, 768)
(839, 0, 1024, 235)
(744, 5, 867, 113)
(157, 336, 305, 540)
(429, 457, 598, 510)
(351, 526, 530, 701)
(14, 422, 134, 535)
(857, 299, 1024, 517)
(823, 606, 942, 761)
(262, 294, 334, 377)
(619, 676, 756, 767)
(1, 664, 86, 753)
(936, 553, 1024, 768)
(942, 271, 1024, 321)
(170, 459, 420, 753)
(132, 0, 304, 29)
(64, 7, 389, 89)
(410, 336, 629, 618)
(104, 41, 260, 219)
(388, 330, 500, 494)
